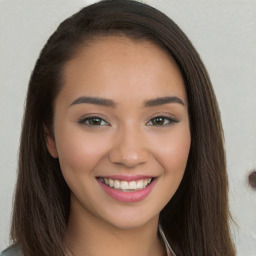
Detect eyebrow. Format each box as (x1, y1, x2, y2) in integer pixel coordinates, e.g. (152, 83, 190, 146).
(144, 96, 185, 107)
(70, 96, 116, 107)
(70, 96, 185, 108)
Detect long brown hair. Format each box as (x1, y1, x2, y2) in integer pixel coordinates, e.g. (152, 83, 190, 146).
(11, 1, 235, 255)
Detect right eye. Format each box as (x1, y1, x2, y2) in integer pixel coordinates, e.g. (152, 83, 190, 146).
(78, 116, 109, 126)
(146, 115, 179, 126)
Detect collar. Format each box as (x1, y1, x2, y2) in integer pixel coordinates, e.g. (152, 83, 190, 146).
(159, 226, 176, 256)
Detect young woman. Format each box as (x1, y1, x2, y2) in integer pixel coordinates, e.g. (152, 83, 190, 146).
(1, 0, 236, 255)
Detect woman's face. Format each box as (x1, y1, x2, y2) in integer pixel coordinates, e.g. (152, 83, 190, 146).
(47, 36, 191, 229)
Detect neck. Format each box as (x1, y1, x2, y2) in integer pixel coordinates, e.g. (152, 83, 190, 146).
(65, 197, 166, 256)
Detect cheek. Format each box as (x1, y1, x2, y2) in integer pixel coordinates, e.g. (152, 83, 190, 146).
(54, 126, 110, 175)
(153, 126, 191, 176)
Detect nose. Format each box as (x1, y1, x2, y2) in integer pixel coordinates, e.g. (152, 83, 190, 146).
(109, 126, 150, 168)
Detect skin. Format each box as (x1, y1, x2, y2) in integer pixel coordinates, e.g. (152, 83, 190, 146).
(46, 36, 191, 256)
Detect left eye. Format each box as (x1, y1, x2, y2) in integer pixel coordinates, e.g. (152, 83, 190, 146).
(146, 116, 178, 126)
(79, 117, 109, 126)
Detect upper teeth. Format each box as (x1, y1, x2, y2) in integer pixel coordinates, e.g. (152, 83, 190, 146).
(100, 178, 152, 191)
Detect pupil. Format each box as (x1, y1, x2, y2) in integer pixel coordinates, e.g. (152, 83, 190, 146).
(154, 117, 164, 125)
(90, 118, 101, 125)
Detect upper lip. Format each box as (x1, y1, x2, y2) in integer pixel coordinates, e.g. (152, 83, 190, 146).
(97, 175, 156, 181)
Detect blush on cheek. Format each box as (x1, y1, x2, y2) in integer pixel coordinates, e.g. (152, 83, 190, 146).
(159, 138, 190, 176)
(57, 133, 109, 175)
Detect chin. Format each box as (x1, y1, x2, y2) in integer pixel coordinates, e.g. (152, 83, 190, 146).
(101, 210, 159, 231)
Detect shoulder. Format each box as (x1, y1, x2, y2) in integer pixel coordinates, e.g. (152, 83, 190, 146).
(1, 245, 23, 256)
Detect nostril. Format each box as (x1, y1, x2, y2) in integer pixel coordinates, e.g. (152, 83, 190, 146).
(248, 170, 256, 190)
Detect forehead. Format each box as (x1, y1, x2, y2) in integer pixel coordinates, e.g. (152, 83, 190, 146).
(59, 35, 187, 104)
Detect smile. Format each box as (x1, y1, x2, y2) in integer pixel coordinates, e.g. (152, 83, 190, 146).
(98, 177, 153, 192)
(97, 175, 157, 202)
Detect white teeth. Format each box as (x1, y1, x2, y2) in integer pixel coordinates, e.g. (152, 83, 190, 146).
(114, 180, 120, 189)
(120, 181, 129, 190)
(109, 179, 114, 187)
(137, 180, 143, 189)
(100, 177, 153, 191)
(129, 181, 136, 190)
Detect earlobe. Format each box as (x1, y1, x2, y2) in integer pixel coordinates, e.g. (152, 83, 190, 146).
(44, 126, 58, 158)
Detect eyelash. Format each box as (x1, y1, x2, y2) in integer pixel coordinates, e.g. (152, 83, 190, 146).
(78, 115, 179, 127)
(146, 115, 179, 126)
(78, 116, 110, 126)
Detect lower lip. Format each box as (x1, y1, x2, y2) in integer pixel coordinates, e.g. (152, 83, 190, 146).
(97, 179, 156, 202)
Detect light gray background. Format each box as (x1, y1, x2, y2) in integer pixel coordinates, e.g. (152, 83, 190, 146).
(0, 0, 255, 255)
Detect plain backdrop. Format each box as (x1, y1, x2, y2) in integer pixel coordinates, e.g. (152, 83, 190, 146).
(0, 0, 255, 255)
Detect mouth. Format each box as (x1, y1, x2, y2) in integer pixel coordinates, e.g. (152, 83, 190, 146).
(98, 177, 154, 192)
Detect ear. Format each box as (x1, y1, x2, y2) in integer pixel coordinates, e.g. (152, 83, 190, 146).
(44, 125, 58, 158)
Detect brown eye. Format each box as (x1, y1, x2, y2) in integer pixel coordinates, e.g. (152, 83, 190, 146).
(88, 117, 103, 126)
(151, 117, 165, 125)
(79, 116, 109, 126)
(147, 116, 179, 126)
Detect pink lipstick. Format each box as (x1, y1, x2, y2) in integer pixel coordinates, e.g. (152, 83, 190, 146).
(97, 176, 156, 202)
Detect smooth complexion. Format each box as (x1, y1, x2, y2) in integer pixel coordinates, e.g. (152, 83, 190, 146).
(46, 36, 191, 256)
